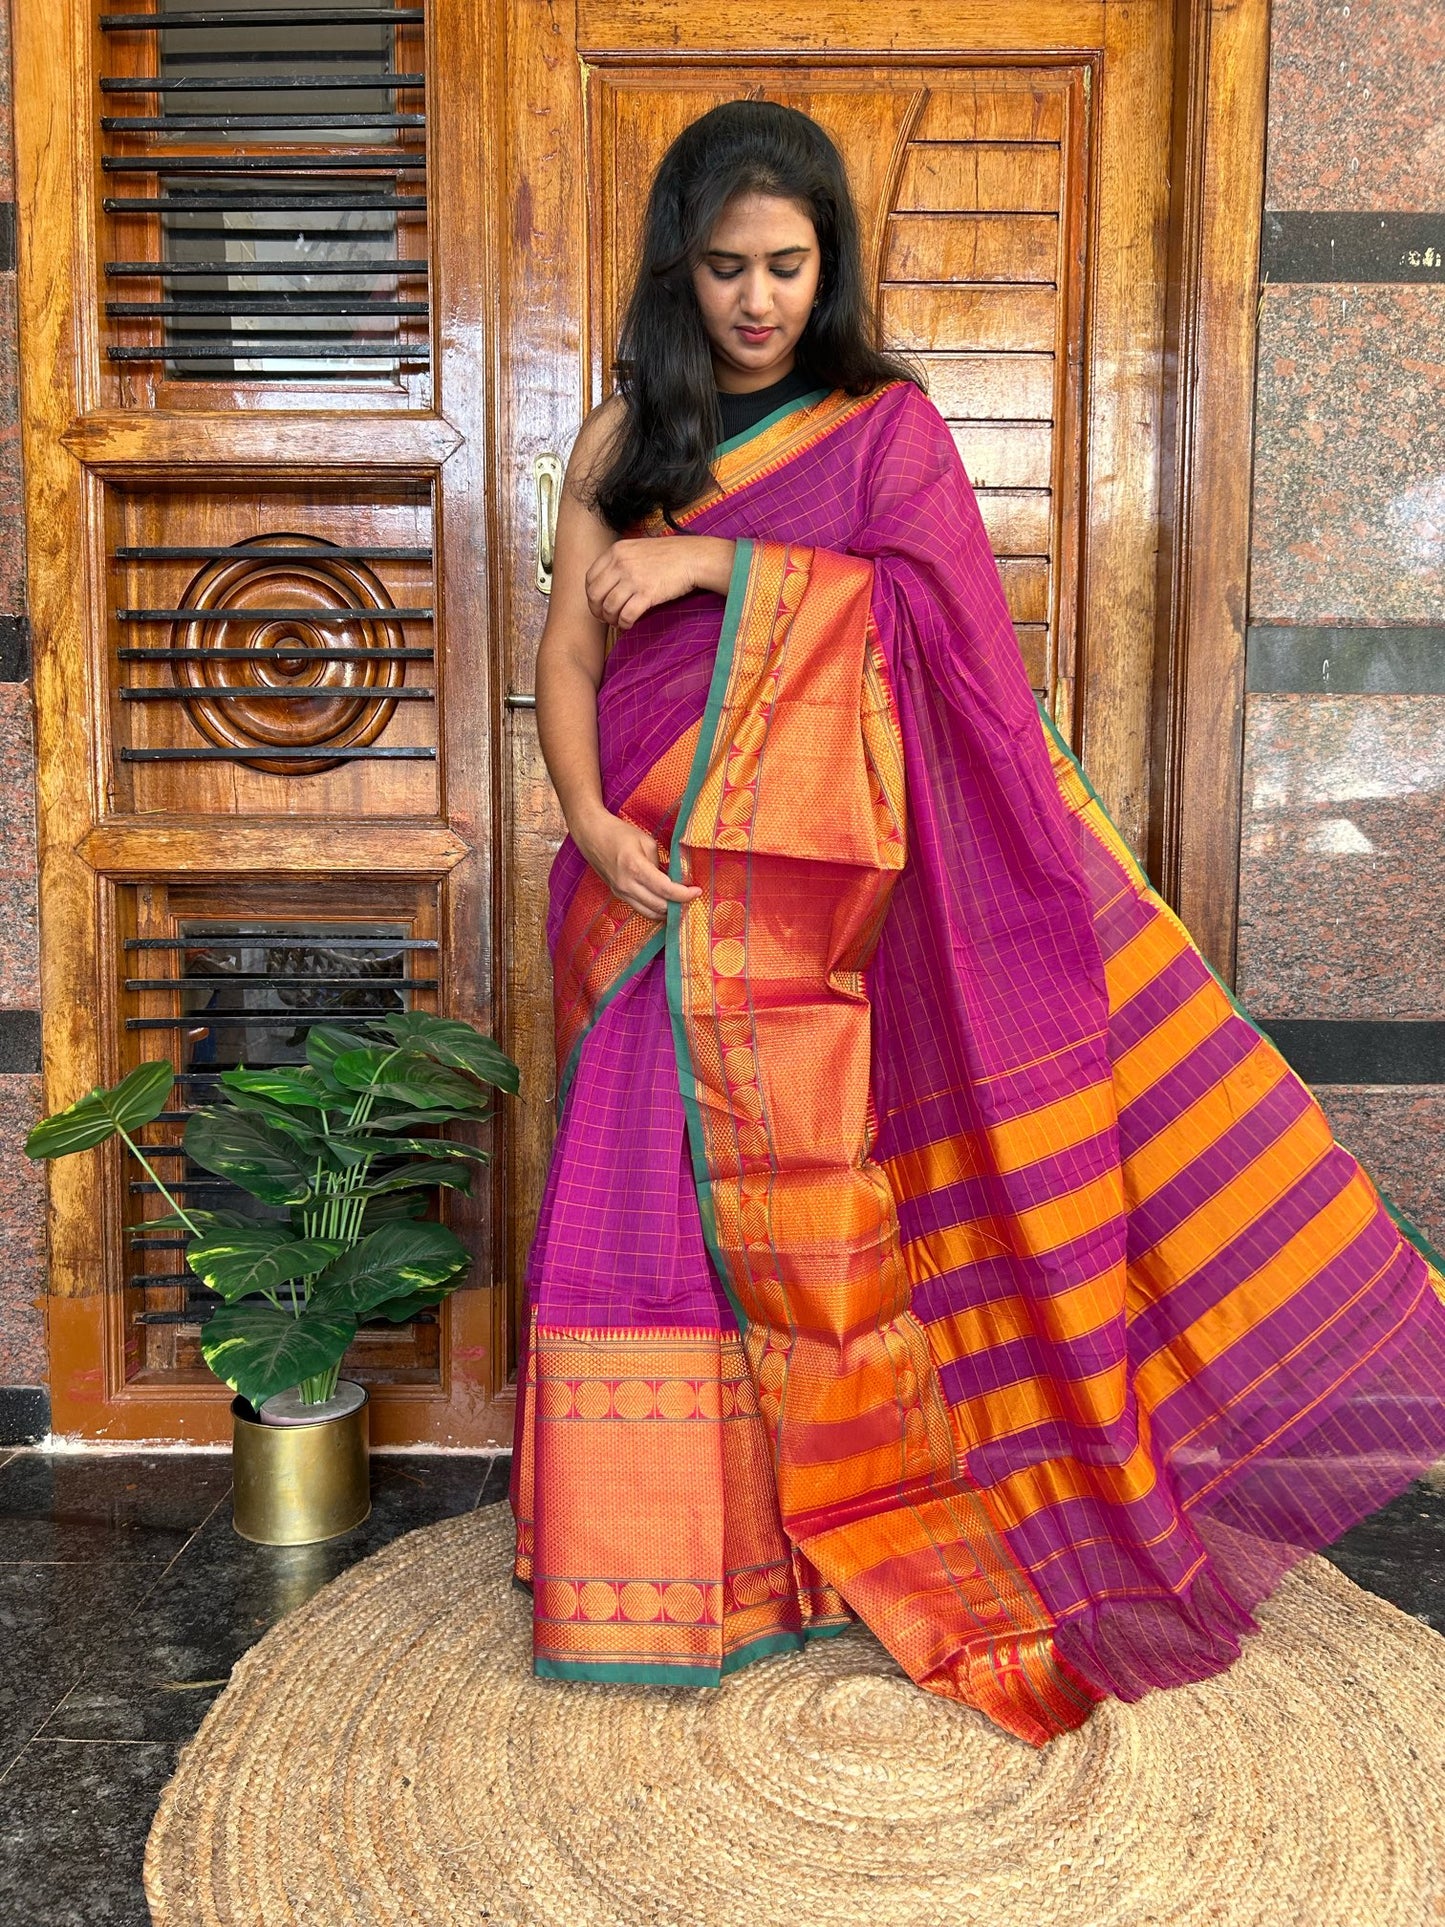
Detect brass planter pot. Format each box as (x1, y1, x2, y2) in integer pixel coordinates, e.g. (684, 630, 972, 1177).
(230, 1384, 372, 1545)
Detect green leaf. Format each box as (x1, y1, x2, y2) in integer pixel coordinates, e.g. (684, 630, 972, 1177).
(331, 1050, 493, 1116)
(346, 1105, 491, 1134)
(186, 1228, 344, 1303)
(381, 1013, 521, 1095)
(217, 1084, 329, 1154)
(361, 1160, 473, 1197)
(357, 1193, 428, 1230)
(183, 1108, 314, 1206)
(365, 1286, 453, 1324)
(201, 1301, 358, 1409)
(332, 1133, 487, 1165)
(305, 1023, 373, 1089)
(25, 1061, 176, 1160)
(311, 1221, 469, 1319)
(220, 1066, 335, 1112)
(130, 1207, 253, 1237)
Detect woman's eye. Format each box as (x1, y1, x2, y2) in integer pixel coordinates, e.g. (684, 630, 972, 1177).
(773, 267, 802, 280)
(709, 266, 743, 282)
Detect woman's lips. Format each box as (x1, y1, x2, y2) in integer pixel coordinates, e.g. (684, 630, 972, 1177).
(736, 325, 776, 343)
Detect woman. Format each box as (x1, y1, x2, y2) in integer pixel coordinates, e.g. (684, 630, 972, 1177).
(510, 100, 1445, 1747)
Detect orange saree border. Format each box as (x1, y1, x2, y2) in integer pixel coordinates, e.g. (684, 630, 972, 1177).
(512, 1311, 851, 1683)
(551, 722, 700, 1110)
(641, 382, 900, 536)
(661, 534, 1103, 1744)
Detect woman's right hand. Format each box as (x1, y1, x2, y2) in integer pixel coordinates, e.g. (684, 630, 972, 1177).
(573, 808, 704, 921)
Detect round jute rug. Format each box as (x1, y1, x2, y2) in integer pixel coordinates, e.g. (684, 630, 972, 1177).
(143, 1501, 1445, 1927)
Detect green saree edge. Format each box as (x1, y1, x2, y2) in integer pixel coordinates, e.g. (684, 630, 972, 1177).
(532, 1618, 852, 1689)
(664, 536, 755, 1336)
(1035, 696, 1445, 1281)
(554, 923, 666, 1124)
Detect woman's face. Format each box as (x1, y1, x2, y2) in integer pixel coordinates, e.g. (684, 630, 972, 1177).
(692, 192, 822, 392)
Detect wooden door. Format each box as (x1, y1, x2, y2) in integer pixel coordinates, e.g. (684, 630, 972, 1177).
(16, 0, 512, 1444)
(15, 0, 1265, 1443)
(499, 1, 1188, 1318)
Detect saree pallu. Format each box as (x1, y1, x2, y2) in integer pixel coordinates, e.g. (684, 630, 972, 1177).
(510, 379, 1445, 1745)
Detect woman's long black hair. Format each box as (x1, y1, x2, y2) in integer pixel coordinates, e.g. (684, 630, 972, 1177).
(590, 100, 921, 532)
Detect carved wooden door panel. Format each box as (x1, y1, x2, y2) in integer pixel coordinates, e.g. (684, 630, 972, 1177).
(500, 1, 1176, 1327)
(17, 0, 511, 1443)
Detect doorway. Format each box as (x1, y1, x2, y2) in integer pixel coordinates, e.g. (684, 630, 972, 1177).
(12, 0, 1267, 1442)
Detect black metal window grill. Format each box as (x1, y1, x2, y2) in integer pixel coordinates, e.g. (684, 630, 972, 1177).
(126, 923, 439, 1332)
(100, 0, 430, 390)
(110, 528, 437, 772)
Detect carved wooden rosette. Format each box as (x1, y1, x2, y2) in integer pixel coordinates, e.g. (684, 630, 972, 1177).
(172, 534, 405, 775)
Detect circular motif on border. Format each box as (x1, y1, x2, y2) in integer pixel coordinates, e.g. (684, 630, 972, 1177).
(619, 1582, 663, 1623)
(579, 1581, 620, 1622)
(656, 1379, 698, 1422)
(612, 1378, 657, 1422)
(662, 1582, 705, 1625)
(573, 1380, 613, 1422)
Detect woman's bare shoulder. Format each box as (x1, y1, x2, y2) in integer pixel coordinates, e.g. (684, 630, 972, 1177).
(565, 393, 629, 494)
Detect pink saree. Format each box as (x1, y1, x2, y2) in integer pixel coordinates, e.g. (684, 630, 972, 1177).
(509, 379, 1445, 1745)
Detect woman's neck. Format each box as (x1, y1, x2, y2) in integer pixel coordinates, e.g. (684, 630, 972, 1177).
(711, 350, 797, 395)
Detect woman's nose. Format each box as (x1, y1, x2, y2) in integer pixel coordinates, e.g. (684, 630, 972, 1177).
(738, 271, 771, 317)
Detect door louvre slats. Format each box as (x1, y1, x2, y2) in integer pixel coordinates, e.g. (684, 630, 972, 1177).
(100, 0, 430, 397)
(119, 912, 448, 1379)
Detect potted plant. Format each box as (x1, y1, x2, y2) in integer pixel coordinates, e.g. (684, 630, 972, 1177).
(25, 1011, 518, 1544)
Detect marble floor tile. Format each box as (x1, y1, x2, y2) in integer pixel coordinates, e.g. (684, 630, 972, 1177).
(39, 1452, 500, 1745)
(0, 1738, 178, 1927)
(0, 1558, 173, 1773)
(1320, 1475, 1445, 1633)
(0, 1450, 233, 1564)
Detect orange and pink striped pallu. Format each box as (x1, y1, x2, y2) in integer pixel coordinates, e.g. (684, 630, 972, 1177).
(510, 379, 1445, 1745)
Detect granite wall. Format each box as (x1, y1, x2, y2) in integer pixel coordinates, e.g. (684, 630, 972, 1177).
(0, 0, 44, 1444)
(1238, 0, 1445, 1252)
(0, 0, 1440, 1440)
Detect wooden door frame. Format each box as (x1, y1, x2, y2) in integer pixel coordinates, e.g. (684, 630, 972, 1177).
(12, 0, 512, 1444)
(1150, 0, 1270, 984)
(497, 0, 1269, 962)
(14, 0, 1267, 1440)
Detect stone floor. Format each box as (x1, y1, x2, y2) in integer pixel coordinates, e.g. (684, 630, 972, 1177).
(0, 1447, 1441, 1927)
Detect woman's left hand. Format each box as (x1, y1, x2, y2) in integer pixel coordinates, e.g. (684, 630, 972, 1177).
(584, 535, 735, 630)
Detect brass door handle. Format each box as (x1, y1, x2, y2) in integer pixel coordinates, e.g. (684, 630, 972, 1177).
(534, 453, 562, 594)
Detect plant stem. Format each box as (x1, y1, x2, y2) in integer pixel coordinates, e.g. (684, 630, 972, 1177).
(118, 1127, 205, 1238)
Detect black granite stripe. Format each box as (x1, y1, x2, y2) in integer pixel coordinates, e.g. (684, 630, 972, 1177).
(0, 1011, 41, 1073)
(0, 203, 14, 275)
(1262, 211, 1445, 283)
(1266, 1020, 1445, 1086)
(0, 1386, 49, 1446)
(0, 615, 29, 683)
(1246, 625, 1445, 694)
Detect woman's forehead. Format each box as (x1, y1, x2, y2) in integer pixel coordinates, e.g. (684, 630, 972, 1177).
(704, 192, 817, 255)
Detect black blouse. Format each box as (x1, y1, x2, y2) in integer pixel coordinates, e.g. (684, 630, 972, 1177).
(715, 365, 821, 443)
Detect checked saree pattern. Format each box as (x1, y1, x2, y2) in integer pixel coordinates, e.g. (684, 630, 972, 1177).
(511, 382, 1445, 1745)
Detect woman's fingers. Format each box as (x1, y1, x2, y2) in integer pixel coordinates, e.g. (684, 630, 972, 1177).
(651, 871, 704, 903)
(613, 592, 653, 631)
(584, 555, 622, 620)
(602, 579, 653, 626)
(614, 836, 703, 917)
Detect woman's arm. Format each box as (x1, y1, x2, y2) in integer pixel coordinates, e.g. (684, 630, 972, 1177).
(535, 404, 721, 920)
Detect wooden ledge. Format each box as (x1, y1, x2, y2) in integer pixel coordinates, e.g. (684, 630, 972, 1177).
(78, 818, 471, 877)
(60, 413, 464, 472)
